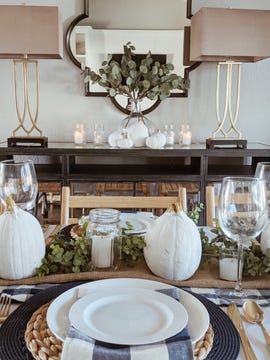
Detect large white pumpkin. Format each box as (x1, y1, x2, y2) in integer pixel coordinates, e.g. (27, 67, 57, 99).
(144, 205, 202, 281)
(0, 198, 45, 280)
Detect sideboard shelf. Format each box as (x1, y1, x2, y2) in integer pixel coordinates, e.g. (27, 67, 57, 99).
(1, 141, 270, 223)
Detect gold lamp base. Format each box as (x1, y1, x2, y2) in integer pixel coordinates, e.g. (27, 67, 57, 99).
(7, 136, 48, 148)
(206, 138, 247, 149)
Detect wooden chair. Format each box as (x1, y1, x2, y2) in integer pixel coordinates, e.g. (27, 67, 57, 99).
(205, 185, 218, 227)
(60, 186, 187, 226)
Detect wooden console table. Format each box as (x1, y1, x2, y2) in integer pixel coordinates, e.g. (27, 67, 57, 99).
(0, 141, 269, 222)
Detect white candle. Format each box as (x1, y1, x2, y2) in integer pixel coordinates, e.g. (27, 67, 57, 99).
(91, 235, 112, 268)
(74, 123, 86, 145)
(219, 257, 242, 281)
(182, 132, 191, 145)
(180, 124, 192, 146)
(74, 130, 84, 144)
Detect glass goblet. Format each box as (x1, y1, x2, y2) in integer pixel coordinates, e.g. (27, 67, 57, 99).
(0, 159, 38, 211)
(218, 176, 268, 299)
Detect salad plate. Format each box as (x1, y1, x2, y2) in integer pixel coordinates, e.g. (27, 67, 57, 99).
(47, 278, 209, 343)
(69, 288, 188, 345)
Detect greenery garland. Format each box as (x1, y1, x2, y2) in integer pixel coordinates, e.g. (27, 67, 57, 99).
(200, 219, 270, 277)
(36, 204, 270, 278)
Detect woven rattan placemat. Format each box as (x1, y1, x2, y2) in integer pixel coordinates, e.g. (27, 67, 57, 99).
(24, 301, 214, 360)
(0, 281, 240, 360)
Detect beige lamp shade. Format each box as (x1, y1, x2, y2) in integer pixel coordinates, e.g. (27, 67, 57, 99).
(190, 7, 270, 63)
(0, 5, 63, 59)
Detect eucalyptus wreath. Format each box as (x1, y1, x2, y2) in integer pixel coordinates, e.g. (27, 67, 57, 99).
(84, 42, 189, 101)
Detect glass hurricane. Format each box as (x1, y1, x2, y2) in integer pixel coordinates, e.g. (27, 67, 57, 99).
(218, 176, 268, 300)
(0, 159, 38, 211)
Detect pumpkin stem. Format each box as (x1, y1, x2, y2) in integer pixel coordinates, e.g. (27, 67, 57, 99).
(5, 196, 16, 213)
(168, 202, 183, 213)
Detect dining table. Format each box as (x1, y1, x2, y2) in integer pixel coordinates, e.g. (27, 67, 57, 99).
(0, 218, 270, 360)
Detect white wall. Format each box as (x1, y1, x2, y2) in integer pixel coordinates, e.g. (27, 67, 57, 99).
(0, 0, 269, 145)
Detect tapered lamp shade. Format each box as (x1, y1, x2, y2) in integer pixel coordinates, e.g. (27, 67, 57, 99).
(0, 5, 62, 59)
(190, 7, 270, 63)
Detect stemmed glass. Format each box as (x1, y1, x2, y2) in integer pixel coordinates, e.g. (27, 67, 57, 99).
(218, 176, 268, 299)
(0, 159, 38, 211)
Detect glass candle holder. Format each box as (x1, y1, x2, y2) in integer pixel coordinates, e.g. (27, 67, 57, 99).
(219, 250, 243, 281)
(86, 208, 121, 269)
(74, 123, 86, 146)
(179, 124, 192, 146)
(94, 123, 105, 146)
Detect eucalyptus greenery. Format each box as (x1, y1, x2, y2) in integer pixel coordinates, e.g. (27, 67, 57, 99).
(201, 218, 270, 277)
(84, 42, 189, 101)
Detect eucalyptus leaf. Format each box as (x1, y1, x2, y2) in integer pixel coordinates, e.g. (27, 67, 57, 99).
(84, 42, 189, 100)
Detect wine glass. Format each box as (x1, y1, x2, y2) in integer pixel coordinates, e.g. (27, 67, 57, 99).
(255, 162, 270, 216)
(0, 159, 38, 211)
(218, 176, 268, 299)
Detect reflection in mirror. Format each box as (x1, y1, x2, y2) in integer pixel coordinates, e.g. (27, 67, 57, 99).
(66, 0, 197, 114)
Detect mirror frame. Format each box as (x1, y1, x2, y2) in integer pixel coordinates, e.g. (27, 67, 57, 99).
(65, 0, 200, 114)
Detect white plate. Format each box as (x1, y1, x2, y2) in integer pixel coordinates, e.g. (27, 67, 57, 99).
(69, 288, 188, 345)
(47, 278, 209, 344)
(120, 213, 151, 234)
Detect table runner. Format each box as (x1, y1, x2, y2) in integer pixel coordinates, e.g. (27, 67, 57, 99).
(0, 257, 269, 289)
(0, 281, 240, 360)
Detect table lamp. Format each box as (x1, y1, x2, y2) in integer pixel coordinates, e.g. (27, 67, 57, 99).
(190, 7, 270, 149)
(0, 5, 63, 147)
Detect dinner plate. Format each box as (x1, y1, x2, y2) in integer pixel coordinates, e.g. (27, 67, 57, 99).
(47, 278, 209, 343)
(69, 288, 188, 345)
(120, 213, 152, 234)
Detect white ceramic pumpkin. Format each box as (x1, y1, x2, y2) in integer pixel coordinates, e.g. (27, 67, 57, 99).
(260, 220, 270, 255)
(128, 119, 149, 147)
(144, 204, 202, 281)
(108, 129, 123, 147)
(0, 197, 45, 280)
(146, 130, 166, 149)
(117, 130, 133, 148)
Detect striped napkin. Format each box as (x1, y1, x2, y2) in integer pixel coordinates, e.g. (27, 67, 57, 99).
(60, 288, 194, 360)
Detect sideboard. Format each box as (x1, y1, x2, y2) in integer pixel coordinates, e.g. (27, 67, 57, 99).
(1, 141, 270, 222)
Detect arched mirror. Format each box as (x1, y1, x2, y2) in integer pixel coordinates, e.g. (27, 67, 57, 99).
(66, 0, 199, 114)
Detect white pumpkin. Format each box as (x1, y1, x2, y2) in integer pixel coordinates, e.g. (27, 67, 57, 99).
(146, 130, 166, 149)
(260, 220, 270, 255)
(117, 130, 133, 148)
(108, 129, 123, 147)
(0, 197, 45, 280)
(128, 119, 149, 147)
(144, 204, 202, 281)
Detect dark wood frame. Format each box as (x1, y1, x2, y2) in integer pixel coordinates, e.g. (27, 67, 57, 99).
(65, 0, 200, 114)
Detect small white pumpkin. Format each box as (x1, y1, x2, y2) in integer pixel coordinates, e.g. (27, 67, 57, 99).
(260, 220, 270, 255)
(117, 129, 133, 148)
(128, 118, 149, 147)
(0, 197, 45, 280)
(146, 130, 166, 149)
(108, 129, 123, 147)
(144, 204, 202, 281)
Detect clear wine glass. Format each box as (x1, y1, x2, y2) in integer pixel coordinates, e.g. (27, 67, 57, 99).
(218, 176, 268, 299)
(0, 159, 38, 211)
(255, 162, 270, 216)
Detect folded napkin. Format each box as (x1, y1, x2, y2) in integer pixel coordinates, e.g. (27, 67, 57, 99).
(61, 288, 194, 360)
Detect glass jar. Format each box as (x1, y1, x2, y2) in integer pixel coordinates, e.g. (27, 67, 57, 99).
(120, 98, 155, 147)
(74, 123, 86, 146)
(86, 208, 121, 269)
